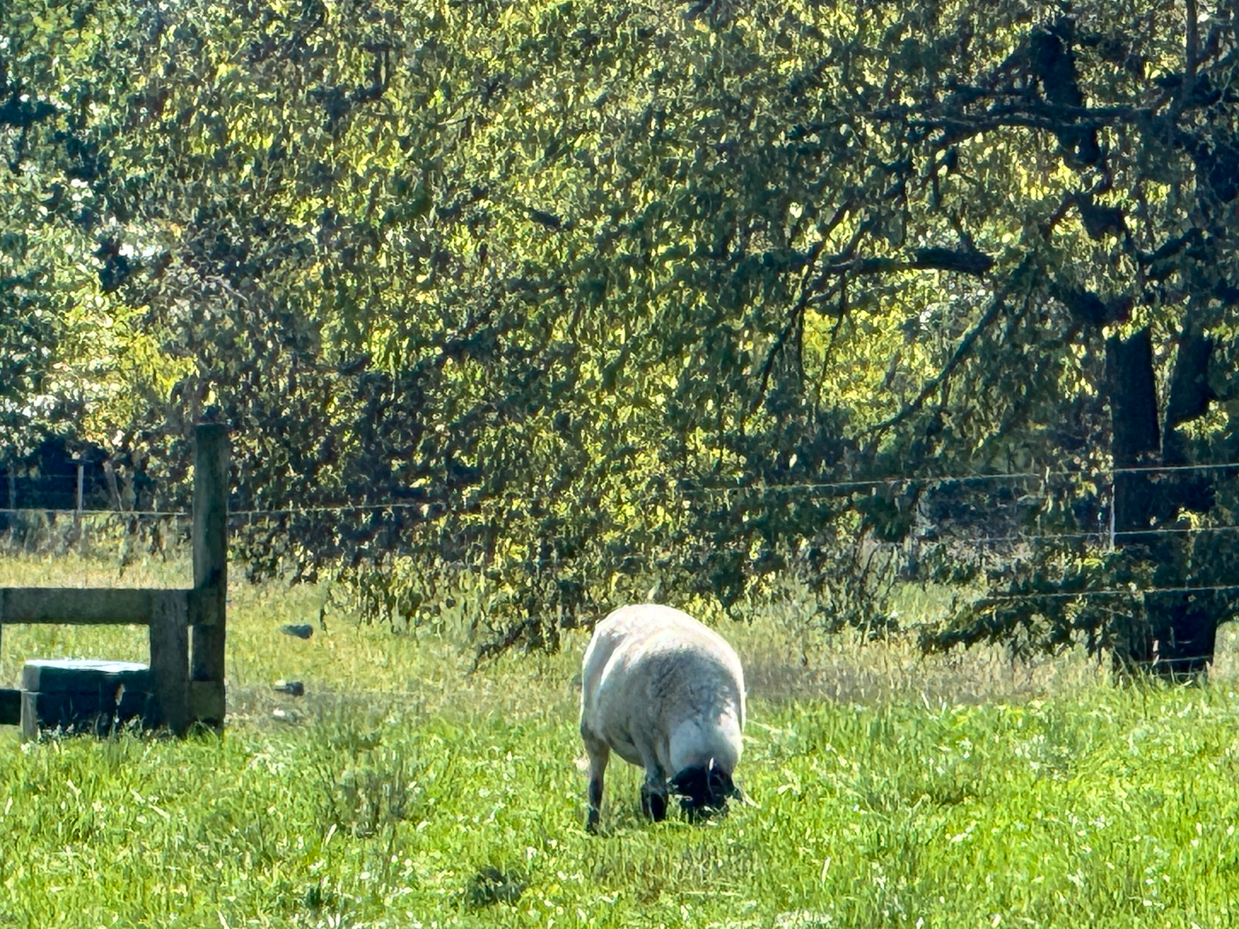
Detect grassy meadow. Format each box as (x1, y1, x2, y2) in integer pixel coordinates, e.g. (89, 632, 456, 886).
(3, 546, 1239, 928)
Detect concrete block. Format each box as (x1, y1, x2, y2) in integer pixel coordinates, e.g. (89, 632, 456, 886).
(20, 659, 156, 740)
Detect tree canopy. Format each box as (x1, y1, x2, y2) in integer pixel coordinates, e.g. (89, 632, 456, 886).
(3, 0, 1238, 669)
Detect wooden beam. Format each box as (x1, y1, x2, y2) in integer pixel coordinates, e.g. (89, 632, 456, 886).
(0, 588, 190, 625)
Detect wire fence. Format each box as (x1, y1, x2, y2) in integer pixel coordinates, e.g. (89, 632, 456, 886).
(982, 583, 1239, 601)
(3, 457, 1234, 513)
(0, 460, 1231, 522)
(4, 458, 1239, 610)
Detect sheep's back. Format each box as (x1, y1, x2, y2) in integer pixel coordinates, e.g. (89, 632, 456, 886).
(580, 605, 745, 767)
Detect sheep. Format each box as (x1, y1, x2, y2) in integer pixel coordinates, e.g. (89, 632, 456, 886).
(579, 603, 747, 831)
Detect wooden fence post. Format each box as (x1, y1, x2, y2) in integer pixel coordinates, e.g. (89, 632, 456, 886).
(189, 423, 228, 728)
(74, 458, 84, 547)
(149, 591, 190, 734)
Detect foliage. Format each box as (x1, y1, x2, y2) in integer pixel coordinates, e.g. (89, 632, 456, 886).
(3, 0, 1239, 661)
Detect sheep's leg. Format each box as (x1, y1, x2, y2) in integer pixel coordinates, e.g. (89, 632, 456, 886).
(640, 778, 668, 822)
(581, 728, 610, 833)
(638, 750, 669, 822)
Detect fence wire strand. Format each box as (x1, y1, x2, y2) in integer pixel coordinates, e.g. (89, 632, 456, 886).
(982, 583, 1239, 601)
(6, 458, 1239, 609)
(4, 458, 1239, 520)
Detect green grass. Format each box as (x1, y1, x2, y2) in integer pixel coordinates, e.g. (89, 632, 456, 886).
(3, 550, 1239, 927)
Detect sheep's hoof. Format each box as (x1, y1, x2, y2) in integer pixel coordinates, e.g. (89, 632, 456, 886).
(641, 786, 668, 822)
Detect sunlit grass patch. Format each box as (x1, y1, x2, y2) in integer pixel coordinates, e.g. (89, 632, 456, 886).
(3, 551, 1239, 927)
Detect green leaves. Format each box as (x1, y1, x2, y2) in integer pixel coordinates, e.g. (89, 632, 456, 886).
(5, 0, 1239, 662)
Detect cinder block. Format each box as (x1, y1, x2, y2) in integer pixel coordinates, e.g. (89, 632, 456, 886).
(20, 659, 156, 740)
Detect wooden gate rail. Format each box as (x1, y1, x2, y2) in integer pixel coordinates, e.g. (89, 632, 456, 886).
(0, 424, 228, 736)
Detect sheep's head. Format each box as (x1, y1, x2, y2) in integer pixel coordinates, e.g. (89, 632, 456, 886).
(670, 759, 739, 820)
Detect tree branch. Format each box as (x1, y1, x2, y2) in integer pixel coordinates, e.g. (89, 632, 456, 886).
(864, 257, 1035, 441)
(822, 242, 996, 278)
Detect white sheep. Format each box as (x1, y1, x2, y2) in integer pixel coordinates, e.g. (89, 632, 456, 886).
(579, 603, 747, 831)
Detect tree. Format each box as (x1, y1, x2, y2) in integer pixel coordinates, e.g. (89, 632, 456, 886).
(2, 0, 1237, 671)
(860, 0, 1239, 676)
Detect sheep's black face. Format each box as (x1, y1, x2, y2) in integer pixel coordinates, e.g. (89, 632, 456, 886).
(670, 763, 738, 820)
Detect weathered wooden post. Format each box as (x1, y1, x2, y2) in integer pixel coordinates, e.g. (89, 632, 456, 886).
(74, 458, 84, 519)
(0, 595, 6, 723)
(148, 591, 190, 734)
(189, 423, 228, 729)
(73, 455, 85, 549)
(0, 470, 8, 709)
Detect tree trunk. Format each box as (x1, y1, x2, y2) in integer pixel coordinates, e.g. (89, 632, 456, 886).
(1107, 327, 1160, 545)
(1107, 325, 1218, 677)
